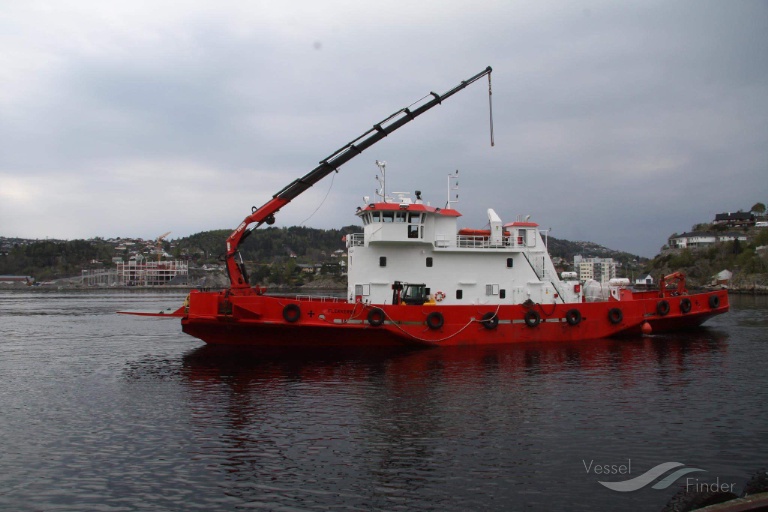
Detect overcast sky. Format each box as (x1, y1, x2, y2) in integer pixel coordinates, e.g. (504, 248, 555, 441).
(1, 1, 766, 257)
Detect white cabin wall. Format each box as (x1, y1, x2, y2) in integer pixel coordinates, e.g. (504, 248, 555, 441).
(348, 244, 556, 305)
(348, 208, 568, 305)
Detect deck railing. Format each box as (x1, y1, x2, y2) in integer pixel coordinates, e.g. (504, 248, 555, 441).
(436, 234, 530, 249)
(294, 294, 347, 303)
(352, 232, 535, 250)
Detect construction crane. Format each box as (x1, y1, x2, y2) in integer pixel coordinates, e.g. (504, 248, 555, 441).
(155, 231, 171, 262)
(224, 66, 494, 292)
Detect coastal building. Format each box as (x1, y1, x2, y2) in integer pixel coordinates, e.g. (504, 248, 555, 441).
(635, 274, 654, 287)
(668, 232, 747, 250)
(0, 275, 34, 285)
(116, 260, 189, 286)
(713, 212, 754, 227)
(574, 256, 617, 284)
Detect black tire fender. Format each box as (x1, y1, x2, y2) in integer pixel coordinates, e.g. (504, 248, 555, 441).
(481, 312, 499, 330)
(282, 304, 301, 323)
(426, 311, 444, 330)
(367, 308, 385, 327)
(679, 298, 692, 314)
(709, 294, 720, 309)
(608, 308, 623, 325)
(565, 308, 582, 326)
(657, 300, 670, 316)
(524, 310, 541, 328)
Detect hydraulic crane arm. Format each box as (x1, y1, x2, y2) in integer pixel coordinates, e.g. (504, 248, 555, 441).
(225, 65, 493, 291)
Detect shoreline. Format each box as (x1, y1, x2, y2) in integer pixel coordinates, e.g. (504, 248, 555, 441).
(2, 283, 765, 295)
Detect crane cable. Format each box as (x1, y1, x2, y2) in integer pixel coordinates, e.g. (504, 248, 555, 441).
(488, 72, 495, 147)
(299, 169, 337, 226)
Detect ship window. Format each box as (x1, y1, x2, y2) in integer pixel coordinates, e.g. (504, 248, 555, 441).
(456, 289, 463, 300)
(394, 211, 406, 223)
(372, 211, 381, 223)
(426, 257, 433, 267)
(379, 256, 387, 267)
(500, 289, 506, 299)
(408, 225, 419, 238)
(507, 257, 514, 268)
(382, 211, 394, 223)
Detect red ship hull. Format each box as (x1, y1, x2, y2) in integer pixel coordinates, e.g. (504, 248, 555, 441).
(629, 289, 730, 332)
(181, 289, 660, 347)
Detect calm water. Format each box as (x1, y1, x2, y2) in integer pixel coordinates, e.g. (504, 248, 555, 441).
(0, 290, 766, 511)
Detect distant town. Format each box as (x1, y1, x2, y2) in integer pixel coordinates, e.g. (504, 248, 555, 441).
(1, 205, 766, 291)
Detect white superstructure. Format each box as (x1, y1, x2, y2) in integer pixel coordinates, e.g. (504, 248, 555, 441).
(345, 191, 581, 306)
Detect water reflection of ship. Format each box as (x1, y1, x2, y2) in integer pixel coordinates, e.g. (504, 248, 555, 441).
(169, 331, 731, 507)
(179, 330, 730, 389)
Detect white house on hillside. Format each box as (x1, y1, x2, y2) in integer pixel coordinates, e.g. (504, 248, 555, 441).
(635, 274, 654, 287)
(668, 231, 747, 249)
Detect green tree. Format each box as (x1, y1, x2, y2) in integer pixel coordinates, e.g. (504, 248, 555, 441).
(751, 202, 766, 216)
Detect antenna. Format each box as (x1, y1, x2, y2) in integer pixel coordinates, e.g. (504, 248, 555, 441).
(446, 170, 459, 209)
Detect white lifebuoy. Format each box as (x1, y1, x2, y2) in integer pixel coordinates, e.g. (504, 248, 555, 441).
(434, 291, 446, 302)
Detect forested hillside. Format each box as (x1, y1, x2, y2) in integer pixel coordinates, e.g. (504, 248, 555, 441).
(1, 226, 646, 283)
(0, 239, 114, 281)
(173, 226, 361, 263)
(648, 225, 768, 288)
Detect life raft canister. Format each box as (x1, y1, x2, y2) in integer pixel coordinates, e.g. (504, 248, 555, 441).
(282, 304, 301, 323)
(426, 311, 444, 330)
(679, 298, 692, 314)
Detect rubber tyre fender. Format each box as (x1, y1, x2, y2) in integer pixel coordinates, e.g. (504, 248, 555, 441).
(426, 311, 444, 330)
(367, 307, 385, 327)
(709, 294, 720, 309)
(679, 298, 692, 314)
(608, 308, 623, 325)
(524, 310, 541, 328)
(481, 312, 499, 330)
(565, 308, 582, 326)
(282, 304, 301, 323)
(657, 300, 670, 316)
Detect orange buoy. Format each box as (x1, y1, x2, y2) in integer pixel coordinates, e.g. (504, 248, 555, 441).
(641, 321, 652, 335)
